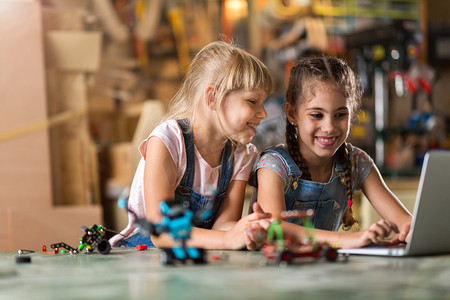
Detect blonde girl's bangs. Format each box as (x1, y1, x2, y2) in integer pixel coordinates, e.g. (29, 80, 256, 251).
(225, 50, 273, 94)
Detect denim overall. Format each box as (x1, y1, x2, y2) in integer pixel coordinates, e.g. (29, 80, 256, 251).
(117, 119, 234, 247)
(174, 119, 234, 229)
(263, 146, 347, 232)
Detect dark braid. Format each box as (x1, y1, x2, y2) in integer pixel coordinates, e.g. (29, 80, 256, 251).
(338, 142, 358, 230)
(285, 63, 313, 180)
(286, 122, 312, 180)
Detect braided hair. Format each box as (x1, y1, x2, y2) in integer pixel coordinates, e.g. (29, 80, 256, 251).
(285, 55, 362, 230)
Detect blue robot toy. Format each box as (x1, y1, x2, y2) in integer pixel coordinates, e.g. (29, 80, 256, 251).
(118, 196, 209, 265)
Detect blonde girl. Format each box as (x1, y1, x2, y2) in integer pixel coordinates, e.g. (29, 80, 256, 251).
(110, 41, 273, 250)
(252, 55, 412, 249)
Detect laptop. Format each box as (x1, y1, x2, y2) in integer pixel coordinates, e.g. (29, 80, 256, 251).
(338, 150, 450, 257)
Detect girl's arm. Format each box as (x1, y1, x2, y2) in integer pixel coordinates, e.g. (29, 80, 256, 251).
(211, 179, 247, 231)
(256, 167, 401, 249)
(361, 165, 413, 243)
(143, 137, 270, 250)
(210, 180, 272, 250)
(280, 218, 397, 249)
(143, 137, 179, 218)
(254, 168, 287, 218)
(256, 168, 328, 243)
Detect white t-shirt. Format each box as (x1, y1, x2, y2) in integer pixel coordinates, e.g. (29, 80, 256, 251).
(109, 120, 257, 246)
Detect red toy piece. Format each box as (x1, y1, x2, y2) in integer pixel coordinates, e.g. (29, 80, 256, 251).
(136, 245, 148, 251)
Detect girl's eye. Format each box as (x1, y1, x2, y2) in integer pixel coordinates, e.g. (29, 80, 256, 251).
(248, 99, 257, 105)
(336, 112, 349, 118)
(310, 113, 323, 118)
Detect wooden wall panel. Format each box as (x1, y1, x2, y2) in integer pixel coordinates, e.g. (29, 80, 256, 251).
(0, 0, 53, 209)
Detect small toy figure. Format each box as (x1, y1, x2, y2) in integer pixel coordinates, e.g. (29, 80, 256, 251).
(119, 197, 209, 265)
(78, 224, 111, 255)
(262, 209, 340, 265)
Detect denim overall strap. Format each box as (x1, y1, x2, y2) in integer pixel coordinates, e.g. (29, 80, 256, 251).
(175, 119, 234, 229)
(177, 119, 196, 187)
(216, 140, 233, 196)
(334, 158, 346, 187)
(263, 146, 302, 193)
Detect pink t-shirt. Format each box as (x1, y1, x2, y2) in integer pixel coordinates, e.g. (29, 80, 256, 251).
(109, 120, 257, 246)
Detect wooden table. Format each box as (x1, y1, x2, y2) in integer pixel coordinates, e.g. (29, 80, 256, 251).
(1, 248, 449, 299)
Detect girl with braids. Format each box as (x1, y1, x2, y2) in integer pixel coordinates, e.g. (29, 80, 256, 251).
(251, 55, 412, 249)
(110, 41, 273, 250)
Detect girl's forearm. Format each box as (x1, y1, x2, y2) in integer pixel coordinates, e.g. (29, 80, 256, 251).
(151, 227, 229, 250)
(211, 221, 237, 231)
(280, 220, 332, 244)
(280, 220, 363, 249)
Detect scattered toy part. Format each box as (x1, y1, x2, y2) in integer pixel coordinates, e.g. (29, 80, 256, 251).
(51, 242, 79, 254)
(15, 256, 31, 264)
(17, 249, 35, 255)
(42, 245, 59, 254)
(136, 245, 148, 251)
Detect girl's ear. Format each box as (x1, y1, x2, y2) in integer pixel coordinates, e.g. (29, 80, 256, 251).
(204, 86, 217, 110)
(285, 102, 297, 126)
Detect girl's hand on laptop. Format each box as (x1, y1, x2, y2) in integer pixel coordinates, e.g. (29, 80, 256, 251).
(389, 218, 412, 244)
(337, 219, 399, 249)
(362, 219, 399, 246)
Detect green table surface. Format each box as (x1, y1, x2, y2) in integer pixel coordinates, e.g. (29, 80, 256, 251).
(1, 247, 449, 300)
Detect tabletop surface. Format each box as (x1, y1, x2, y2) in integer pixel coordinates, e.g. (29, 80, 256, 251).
(1, 247, 450, 300)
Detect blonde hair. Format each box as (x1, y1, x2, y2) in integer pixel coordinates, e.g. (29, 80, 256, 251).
(285, 55, 362, 231)
(163, 41, 273, 127)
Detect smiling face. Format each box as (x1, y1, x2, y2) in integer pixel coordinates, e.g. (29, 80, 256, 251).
(286, 84, 351, 163)
(218, 88, 268, 145)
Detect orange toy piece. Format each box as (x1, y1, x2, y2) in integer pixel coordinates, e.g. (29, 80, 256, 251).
(41, 245, 59, 254)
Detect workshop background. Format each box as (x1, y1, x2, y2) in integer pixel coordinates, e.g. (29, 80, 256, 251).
(1, 0, 450, 251)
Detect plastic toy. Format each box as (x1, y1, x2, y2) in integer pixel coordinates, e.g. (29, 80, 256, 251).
(41, 245, 59, 254)
(42, 224, 111, 255)
(262, 209, 340, 265)
(119, 196, 209, 265)
(78, 224, 111, 254)
(50, 242, 79, 254)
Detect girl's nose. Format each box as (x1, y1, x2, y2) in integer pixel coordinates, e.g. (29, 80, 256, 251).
(321, 117, 335, 133)
(258, 105, 267, 120)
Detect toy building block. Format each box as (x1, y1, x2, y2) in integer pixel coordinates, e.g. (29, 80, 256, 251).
(262, 209, 340, 265)
(51, 242, 79, 254)
(118, 193, 209, 265)
(78, 224, 111, 255)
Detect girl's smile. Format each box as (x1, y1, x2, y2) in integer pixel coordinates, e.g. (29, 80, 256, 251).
(247, 122, 258, 134)
(316, 136, 338, 146)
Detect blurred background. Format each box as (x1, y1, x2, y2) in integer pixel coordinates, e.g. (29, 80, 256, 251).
(1, 0, 450, 250)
